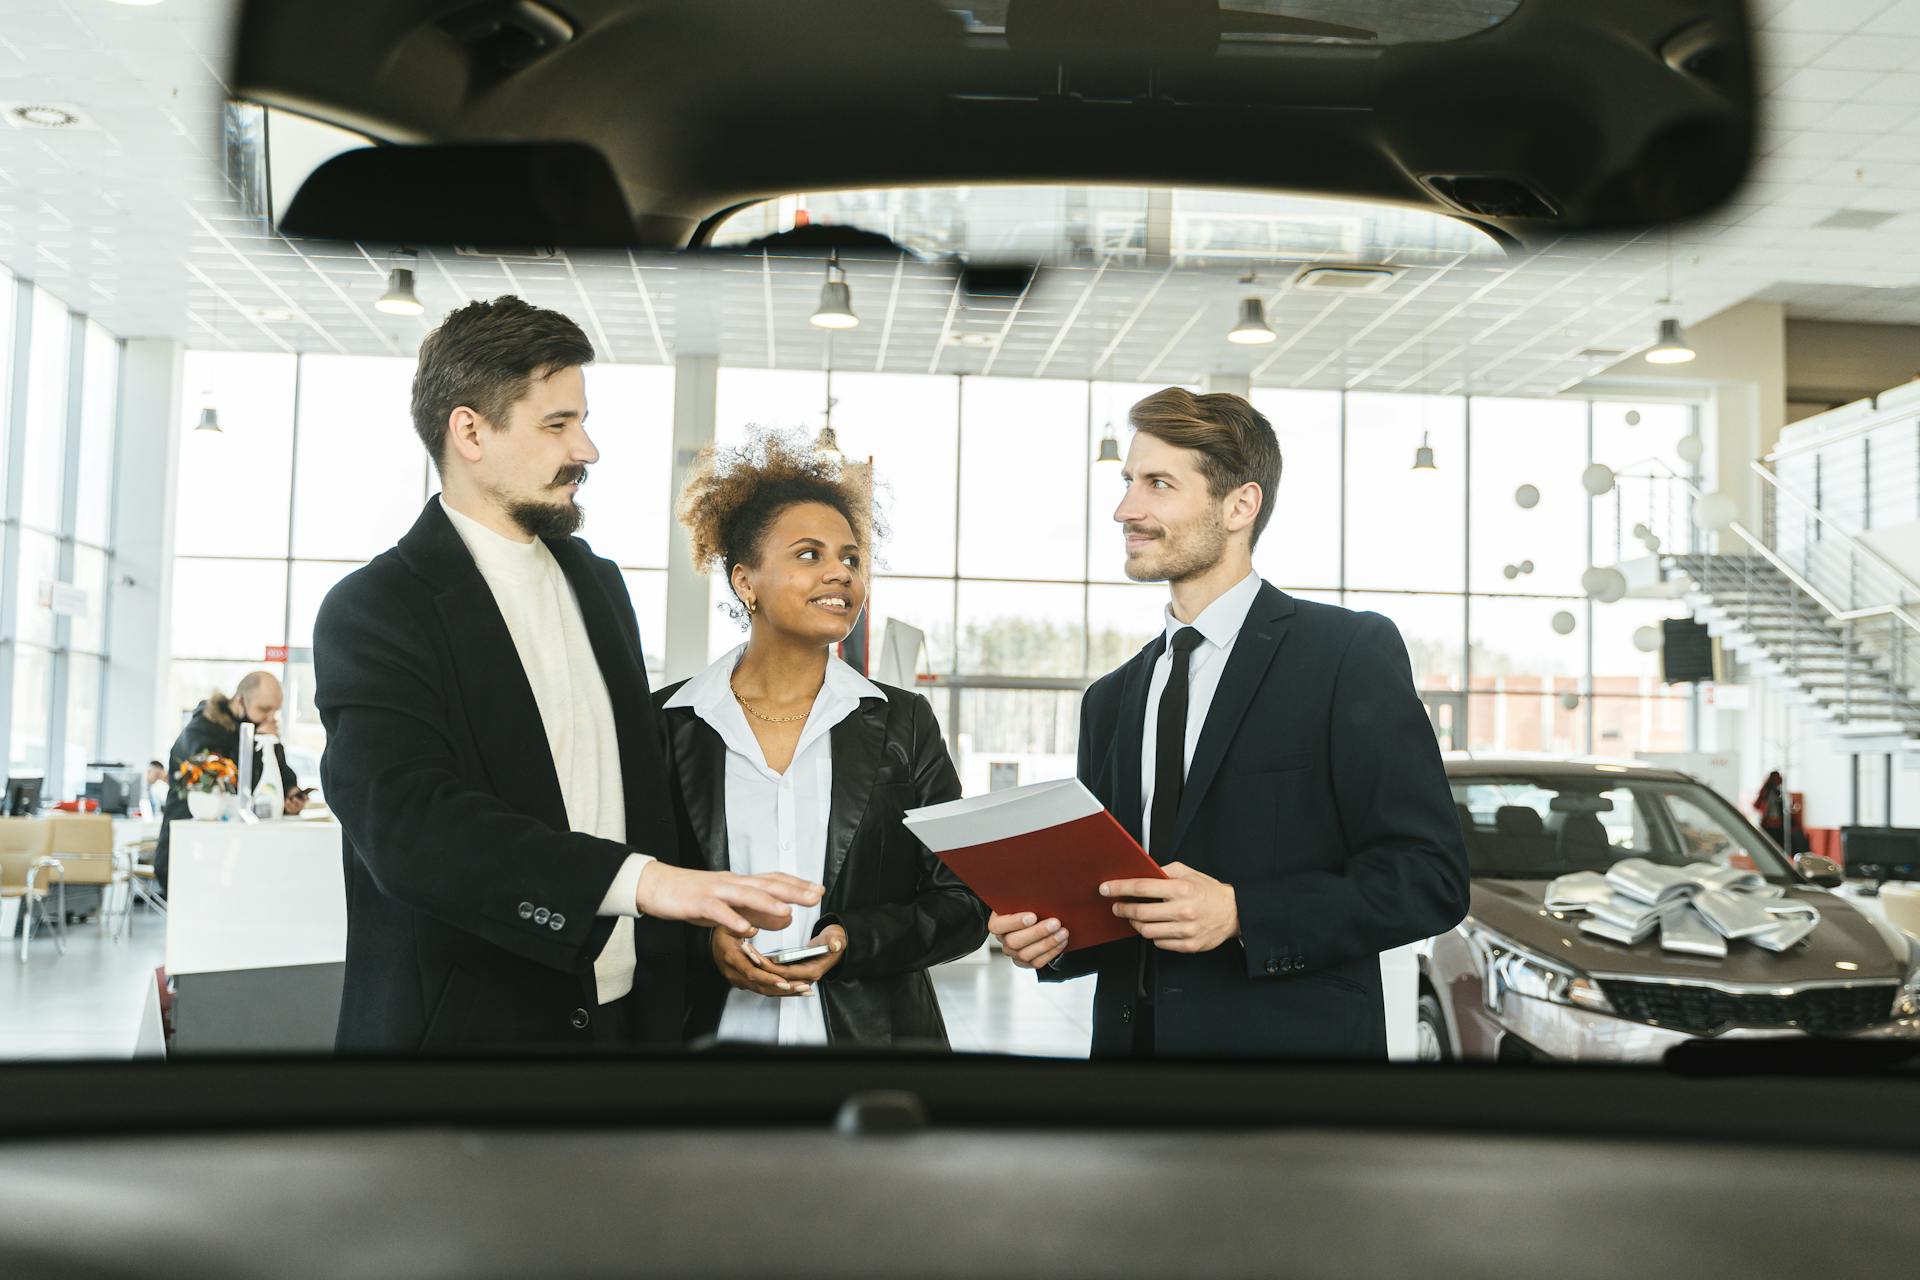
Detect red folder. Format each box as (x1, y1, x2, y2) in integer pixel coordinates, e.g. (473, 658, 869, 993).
(903, 780, 1167, 952)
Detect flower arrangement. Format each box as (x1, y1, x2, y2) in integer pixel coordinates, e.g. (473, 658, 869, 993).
(176, 752, 238, 795)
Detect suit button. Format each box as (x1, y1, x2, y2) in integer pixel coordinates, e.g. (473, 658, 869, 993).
(1120, 1006, 1133, 1024)
(517, 902, 534, 920)
(533, 907, 551, 925)
(571, 1008, 590, 1030)
(549, 913, 566, 931)
(1266, 958, 1280, 975)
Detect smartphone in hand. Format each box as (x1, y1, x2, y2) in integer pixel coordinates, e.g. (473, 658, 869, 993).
(761, 943, 831, 966)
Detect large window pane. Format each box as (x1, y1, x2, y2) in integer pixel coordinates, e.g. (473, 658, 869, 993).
(0, 269, 12, 498)
(75, 321, 118, 546)
(8, 644, 52, 777)
(619, 569, 667, 675)
(581, 364, 674, 569)
(14, 529, 60, 648)
(832, 372, 959, 578)
(1344, 592, 1463, 694)
(1592, 598, 1680, 698)
(1469, 397, 1587, 596)
(956, 580, 1083, 677)
(1345, 393, 1465, 591)
(291, 355, 425, 560)
(959, 377, 1087, 581)
(288, 560, 359, 649)
(21, 288, 71, 532)
(175, 352, 296, 558)
(1251, 388, 1341, 592)
(62, 654, 102, 793)
(716, 368, 823, 445)
(1087, 582, 1165, 677)
(70, 544, 110, 655)
(170, 559, 288, 660)
(953, 689, 1081, 796)
(1467, 596, 1587, 754)
(1591, 694, 1688, 756)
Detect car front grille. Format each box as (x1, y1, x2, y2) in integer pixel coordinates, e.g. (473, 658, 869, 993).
(1597, 980, 1899, 1037)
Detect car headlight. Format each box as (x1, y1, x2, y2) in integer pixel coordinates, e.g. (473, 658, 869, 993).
(1895, 946, 1920, 1021)
(1466, 926, 1613, 1017)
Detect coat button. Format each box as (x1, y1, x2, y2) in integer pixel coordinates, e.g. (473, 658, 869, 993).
(517, 902, 534, 920)
(1265, 958, 1280, 975)
(571, 1008, 590, 1030)
(533, 907, 551, 925)
(1120, 1006, 1133, 1023)
(549, 913, 566, 931)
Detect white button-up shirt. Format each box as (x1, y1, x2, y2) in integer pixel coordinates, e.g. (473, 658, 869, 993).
(665, 644, 887, 1046)
(1139, 570, 1264, 855)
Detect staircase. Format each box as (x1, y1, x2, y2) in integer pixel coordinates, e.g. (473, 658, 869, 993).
(1668, 551, 1920, 749)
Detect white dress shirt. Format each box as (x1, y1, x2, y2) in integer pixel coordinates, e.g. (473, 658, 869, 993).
(665, 644, 886, 1046)
(441, 498, 651, 1006)
(1139, 570, 1264, 854)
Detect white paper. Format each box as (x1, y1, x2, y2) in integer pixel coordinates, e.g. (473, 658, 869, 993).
(901, 778, 1103, 853)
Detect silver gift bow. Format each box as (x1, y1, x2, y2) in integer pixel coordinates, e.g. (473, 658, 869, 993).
(1544, 859, 1819, 958)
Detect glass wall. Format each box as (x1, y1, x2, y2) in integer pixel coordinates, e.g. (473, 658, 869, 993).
(165, 354, 677, 767)
(165, 354, 1697, 793)
(1, 275, 122, 798)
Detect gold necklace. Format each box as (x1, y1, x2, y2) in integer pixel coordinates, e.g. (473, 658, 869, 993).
(731, 681, 811, 724)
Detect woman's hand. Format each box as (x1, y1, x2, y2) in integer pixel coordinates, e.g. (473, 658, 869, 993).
(709, 924, 847, 996)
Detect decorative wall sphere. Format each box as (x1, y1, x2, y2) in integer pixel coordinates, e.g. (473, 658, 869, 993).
(1560, 692, 1581, 711)
(1515, 483, 1540, 509)
(1580, 566, 1609, 596)
(1633, 625, 1662, 653)
(1520, 560, 1535, 574)
(1594, 569, 1628, 603)
(1643, 532, 1663, 552)
(1551, 610, 1577, 635)
(1625, 410, 1642, 426)
(1503, 564, 1520, 580)
(1693, 491, 1738, 532)
(1631, 522, 1650, 540)
(1581, 463, 1616, 497)
(1676, 433, 1705, 464)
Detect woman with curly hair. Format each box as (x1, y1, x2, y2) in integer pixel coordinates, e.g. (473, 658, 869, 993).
(656, 429, 987, 1047)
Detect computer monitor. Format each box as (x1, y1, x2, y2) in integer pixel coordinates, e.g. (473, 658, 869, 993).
(1838, 826, 1920, 882)
(97, 769, 140, 816)
(4, 776, 43, 817)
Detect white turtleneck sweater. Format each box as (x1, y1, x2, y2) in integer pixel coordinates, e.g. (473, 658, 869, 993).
(442, 498, 651, 1005)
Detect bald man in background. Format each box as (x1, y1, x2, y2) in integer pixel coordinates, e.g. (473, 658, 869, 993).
(154, 670, 307, 889)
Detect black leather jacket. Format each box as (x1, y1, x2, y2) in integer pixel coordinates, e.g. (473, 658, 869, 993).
(654, 678, 988, 1048)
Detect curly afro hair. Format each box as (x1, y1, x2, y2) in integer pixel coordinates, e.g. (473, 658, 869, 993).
(677, 427, 884, 618)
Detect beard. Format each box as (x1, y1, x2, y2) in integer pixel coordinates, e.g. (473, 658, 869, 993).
(503, 465, 587, 539)
(1123, 509, 1229, 584)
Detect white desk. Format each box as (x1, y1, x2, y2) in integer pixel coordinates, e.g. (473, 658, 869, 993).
(166, 818, 345, 976)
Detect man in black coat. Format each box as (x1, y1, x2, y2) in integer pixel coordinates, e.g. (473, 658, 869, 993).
(989, 389, 1470, 1059)
(314, 296, 820, 1054)
(154, 671, 305, 890)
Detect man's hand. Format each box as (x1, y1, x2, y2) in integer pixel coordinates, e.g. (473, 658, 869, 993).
(988, 911, 1069, 970)
(1101, 862, 1239, 954)
(637, 862, 822, 935)
(709, 925, 844, 997)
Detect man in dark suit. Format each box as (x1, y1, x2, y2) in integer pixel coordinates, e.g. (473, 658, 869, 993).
(988, 388, 1469, 1058)
(315, 296, 819, 1053)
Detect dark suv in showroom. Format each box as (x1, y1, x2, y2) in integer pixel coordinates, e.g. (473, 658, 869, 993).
(1421, 758, 1920, 1062)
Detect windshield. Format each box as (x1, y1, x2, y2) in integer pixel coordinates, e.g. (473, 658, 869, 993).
(1451, 774, 1796, 883)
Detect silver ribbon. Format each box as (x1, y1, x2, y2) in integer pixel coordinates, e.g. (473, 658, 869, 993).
(1545, 858, 1819, 958)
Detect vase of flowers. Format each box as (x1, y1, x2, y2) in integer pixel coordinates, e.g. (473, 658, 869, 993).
(177, 752, 238, 820)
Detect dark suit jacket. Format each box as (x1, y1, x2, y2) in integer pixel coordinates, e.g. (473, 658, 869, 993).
(314, 500, 687, 1054)
(1048, 582, 1470, 1059)
(654, 680, 988, 1047)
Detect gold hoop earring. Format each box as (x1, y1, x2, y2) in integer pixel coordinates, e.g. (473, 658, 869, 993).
(744, 598, 757, 614)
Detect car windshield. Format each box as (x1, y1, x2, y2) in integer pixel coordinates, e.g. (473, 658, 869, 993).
(1451, 773, 1797, 883)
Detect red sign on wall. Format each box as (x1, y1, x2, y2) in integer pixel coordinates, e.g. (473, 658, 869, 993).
(264, 646, 289, 663)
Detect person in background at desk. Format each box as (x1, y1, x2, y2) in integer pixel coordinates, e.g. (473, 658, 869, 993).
(154, 670, 308, 890)
(144, 760, 167, 817)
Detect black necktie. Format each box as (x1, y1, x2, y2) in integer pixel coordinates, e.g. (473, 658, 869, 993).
(1149, 627, 1205, 860)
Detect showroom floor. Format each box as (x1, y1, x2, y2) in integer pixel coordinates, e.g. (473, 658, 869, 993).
(0, 911, 1092, 1061)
